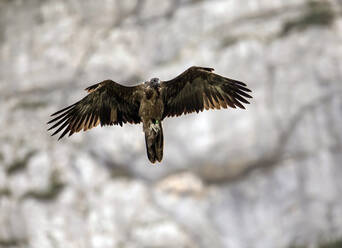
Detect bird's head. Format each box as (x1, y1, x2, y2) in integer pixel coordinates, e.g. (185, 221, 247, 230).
(147, 78, 160, 89)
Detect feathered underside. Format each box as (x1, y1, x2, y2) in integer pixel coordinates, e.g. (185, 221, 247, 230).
(47, 80, 143, 140)
(160, 66, 252, 119)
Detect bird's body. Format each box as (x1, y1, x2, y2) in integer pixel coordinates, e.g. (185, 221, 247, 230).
(139, 79, 164, 163)
(48, 66, 253, 163)
(139, 79, 164, 123)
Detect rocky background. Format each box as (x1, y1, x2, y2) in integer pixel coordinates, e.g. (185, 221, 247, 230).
(1, 0, 342, 247)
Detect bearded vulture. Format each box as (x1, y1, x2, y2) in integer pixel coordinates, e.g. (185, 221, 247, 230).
(48, 66, 252, 163)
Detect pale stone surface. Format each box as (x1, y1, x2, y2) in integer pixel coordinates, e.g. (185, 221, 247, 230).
(0, 0, 342, 247)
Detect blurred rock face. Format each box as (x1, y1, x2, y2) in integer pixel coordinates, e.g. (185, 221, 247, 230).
(1, 0, 342, 247)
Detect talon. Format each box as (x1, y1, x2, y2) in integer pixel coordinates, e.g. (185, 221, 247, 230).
(150, 123, 160, 133)
(152, 125, 158, 133)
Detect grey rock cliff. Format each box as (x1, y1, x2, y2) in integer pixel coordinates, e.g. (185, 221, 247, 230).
(0, 0, 342, 247)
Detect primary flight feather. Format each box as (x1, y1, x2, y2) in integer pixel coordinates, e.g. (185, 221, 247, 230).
(48, 66, 252, 163)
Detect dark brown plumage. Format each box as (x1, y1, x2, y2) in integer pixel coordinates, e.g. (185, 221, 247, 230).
(48, 66, 253, 163)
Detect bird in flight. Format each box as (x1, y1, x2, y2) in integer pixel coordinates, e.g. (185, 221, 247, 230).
(48, 66, 252, 163)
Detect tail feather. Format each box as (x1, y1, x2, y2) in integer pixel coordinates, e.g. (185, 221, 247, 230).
(155, 124, 163, 162)
(144, 122, 163, 163)
(145, 131, 156, 163)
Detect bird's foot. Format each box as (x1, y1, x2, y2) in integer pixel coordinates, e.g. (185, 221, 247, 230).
(150, 123, 160, 133)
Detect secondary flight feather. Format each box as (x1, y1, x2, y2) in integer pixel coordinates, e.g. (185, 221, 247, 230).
(48, 66, 253, 163)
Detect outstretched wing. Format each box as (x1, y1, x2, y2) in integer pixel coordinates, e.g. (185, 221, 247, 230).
(47, 80, 143, 140)
(160, 66, 252, 118)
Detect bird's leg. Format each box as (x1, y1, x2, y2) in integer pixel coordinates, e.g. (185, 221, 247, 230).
(150, 119, 160, 133)
(151, 124, 159, 133)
